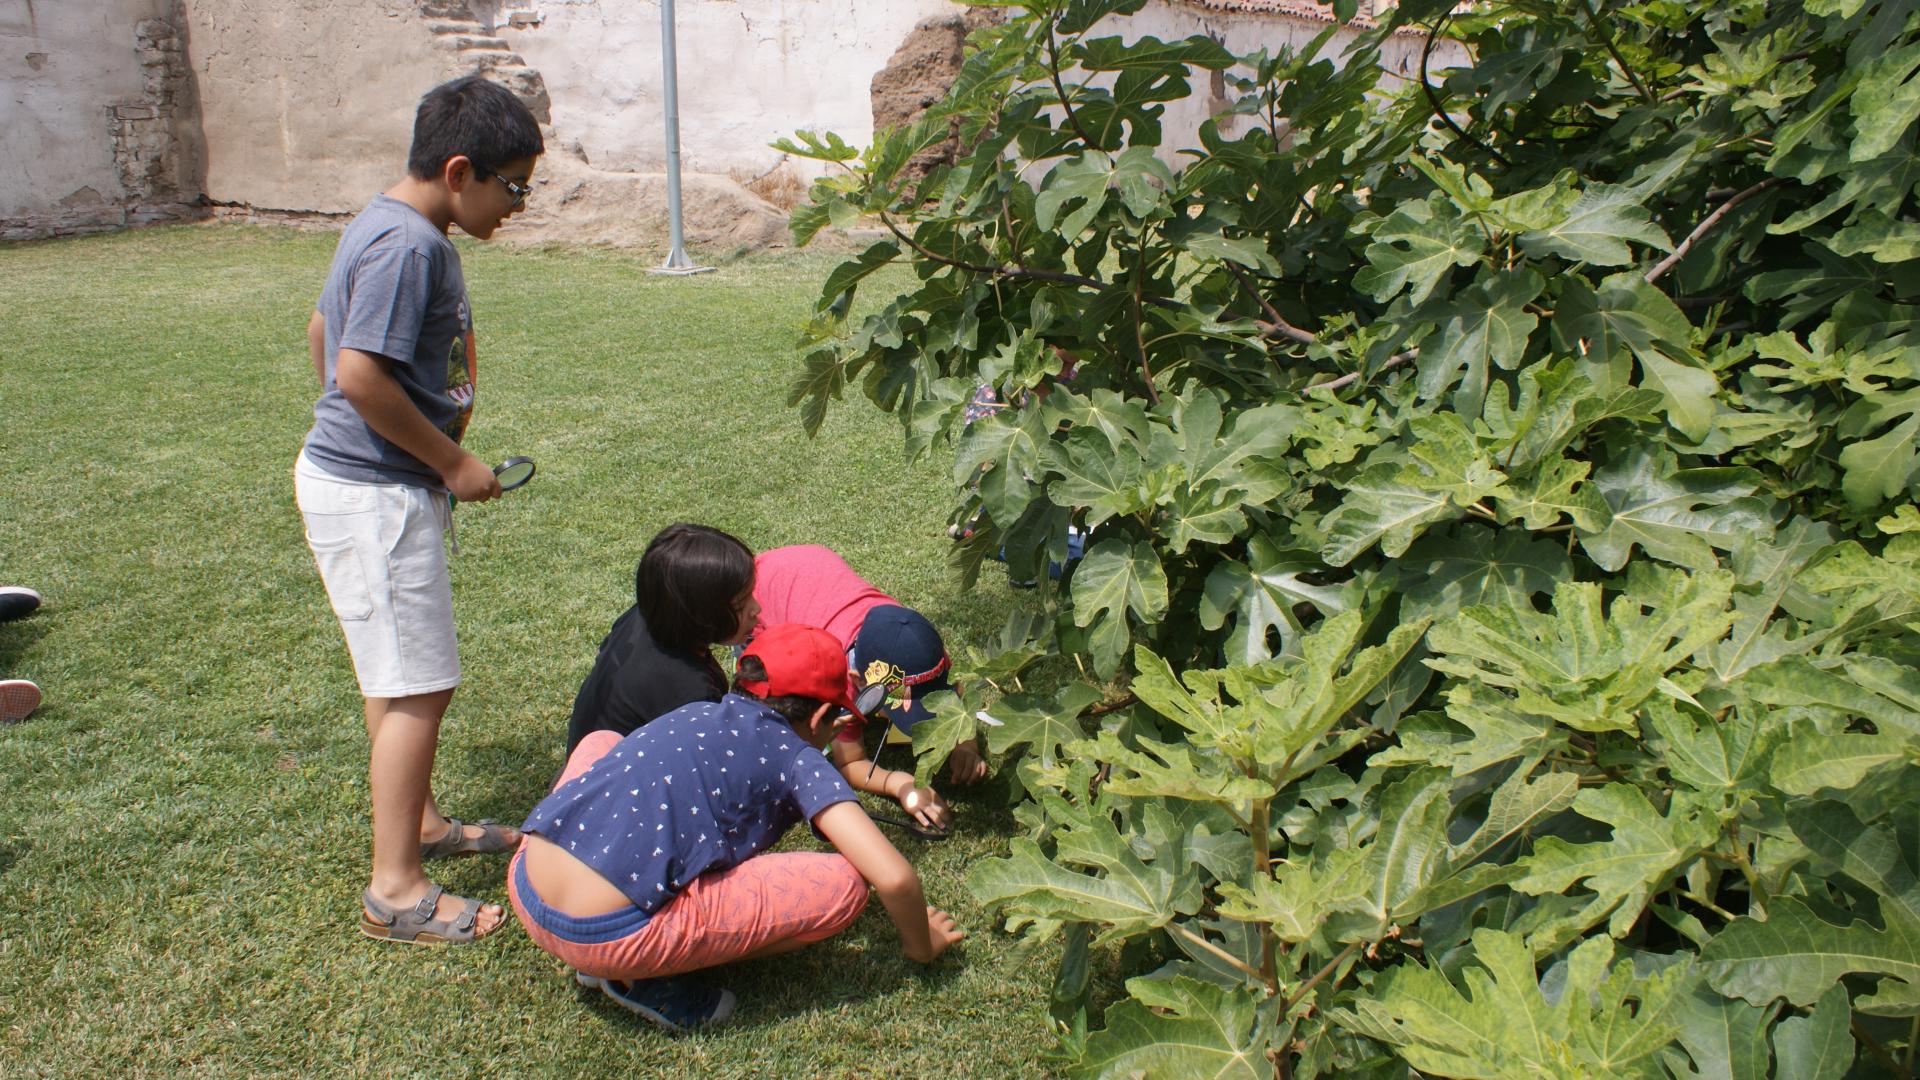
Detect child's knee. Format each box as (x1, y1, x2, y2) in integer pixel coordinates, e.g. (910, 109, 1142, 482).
(807, 856, 870, 940)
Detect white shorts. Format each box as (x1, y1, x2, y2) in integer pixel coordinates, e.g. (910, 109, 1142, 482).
(295, 453, 460, 698)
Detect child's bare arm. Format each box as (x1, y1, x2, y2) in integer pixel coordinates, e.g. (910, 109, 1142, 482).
(334, 348, 500, 502)
(813, 801, 964, 963)
(307, 310, 327, 387)
(829, 737, 952, 830)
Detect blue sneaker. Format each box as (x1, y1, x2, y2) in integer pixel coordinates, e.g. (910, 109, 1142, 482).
(574, 971, 736, 1033)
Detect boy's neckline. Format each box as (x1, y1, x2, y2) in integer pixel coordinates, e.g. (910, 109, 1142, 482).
(382, 179, 454, 235)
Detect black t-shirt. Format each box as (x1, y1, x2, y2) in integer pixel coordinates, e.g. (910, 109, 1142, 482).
(565, 605, 726, 754)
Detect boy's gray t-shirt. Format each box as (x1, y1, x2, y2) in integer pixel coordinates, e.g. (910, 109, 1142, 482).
(302, 194, 475, 489)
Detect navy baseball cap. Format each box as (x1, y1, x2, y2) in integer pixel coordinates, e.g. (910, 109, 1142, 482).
(850, 605, 952, 733)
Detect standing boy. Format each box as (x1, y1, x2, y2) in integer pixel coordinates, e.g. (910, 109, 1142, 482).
(294, 75, 542, 944)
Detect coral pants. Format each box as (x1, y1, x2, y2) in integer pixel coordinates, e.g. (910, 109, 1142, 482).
(507, 730, 869, 981)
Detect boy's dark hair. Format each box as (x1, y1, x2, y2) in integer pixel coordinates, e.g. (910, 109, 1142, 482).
(406, 75, 544, 181)
(637, 523, 755, 654)
(732, 654, 829, 727)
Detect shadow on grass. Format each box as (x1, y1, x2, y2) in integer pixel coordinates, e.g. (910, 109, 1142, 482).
(0, 837, 30, 880)
(567, 938, 968, 1036)
(0, 613, 51, 680)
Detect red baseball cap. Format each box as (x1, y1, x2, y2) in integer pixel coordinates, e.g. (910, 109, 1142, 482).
(737, 623, 864, 718)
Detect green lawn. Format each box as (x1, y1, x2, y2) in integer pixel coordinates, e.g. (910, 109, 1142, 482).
(0, 225, 1062, 1077)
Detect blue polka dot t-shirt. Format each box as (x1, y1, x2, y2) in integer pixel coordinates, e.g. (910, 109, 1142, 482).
(520, 694, 856, 914)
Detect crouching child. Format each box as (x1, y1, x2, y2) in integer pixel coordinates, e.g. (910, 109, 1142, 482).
(508, 623, 966, 1032)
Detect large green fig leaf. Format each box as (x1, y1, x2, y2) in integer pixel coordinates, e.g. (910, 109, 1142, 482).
(1337, 930, 1686, 1079)
(1068, 975, 1265, 1080)
(1578, 447, 1772, 573)
(969, 798, 1201, 946)
(1354, 195, 1486, 304)
(1319, 769, 1457, 942)
(1643, 697, 1781, 796)
(1081, 729, 1277, 807)
(1322, 461, 1459, 566)
(1512, 785, 1720, 941)
(982, 683, 1104, 769)
(1517, 183, 1673, 266)
(1199, 535, 1352, 664)
(1044, 426, 1147, 526)
(1702, 898, 1920, 1011)
(1769, 984, 1855, 1080)
(1425, 570, 1734, 734)
(1070, 539, 1168, 676)
(1551, 273, 1715, 439)
(1661, 969, 1779, 1080)
(1394, 525, 1571, 625)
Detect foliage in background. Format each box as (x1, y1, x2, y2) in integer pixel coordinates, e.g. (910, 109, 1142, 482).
(783, 0, 1920, 1075)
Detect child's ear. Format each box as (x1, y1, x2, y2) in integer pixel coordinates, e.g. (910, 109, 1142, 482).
(808, 703, 834, 734)
(443, 154, 475, 191)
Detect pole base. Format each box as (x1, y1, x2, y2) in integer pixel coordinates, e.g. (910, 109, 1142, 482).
(647, 245, 715, 276)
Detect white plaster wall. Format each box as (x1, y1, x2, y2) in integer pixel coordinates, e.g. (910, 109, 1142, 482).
(0, 0, 169, 217)
(497, 0, 956, 180)
(181, 0, 460, 213)
(1097, 4, 1472, 162)
(501, 0, 1469, 183)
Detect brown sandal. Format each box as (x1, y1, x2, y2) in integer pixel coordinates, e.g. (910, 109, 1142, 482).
(359, 884, 502, 945)
(419, 817, 518, 861)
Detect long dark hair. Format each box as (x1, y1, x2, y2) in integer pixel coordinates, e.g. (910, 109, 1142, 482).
(636, 523, 754, 654)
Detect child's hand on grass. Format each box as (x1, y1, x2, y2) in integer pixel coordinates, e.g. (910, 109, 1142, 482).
(900, 785, 951, 832)
(915, 906, 965, 963)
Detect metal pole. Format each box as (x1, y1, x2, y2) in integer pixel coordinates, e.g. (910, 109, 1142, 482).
(649, 0, 713, 275)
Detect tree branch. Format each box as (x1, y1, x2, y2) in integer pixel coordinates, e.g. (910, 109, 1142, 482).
(1579, 0, 1656, 105)
(1281, 940, 1362, 1013)
(1046, 18, 1097, 149)
(1224, 261, 1318, 347)
(1169, 923, 1266, 983)
(1422, 17, 1509, 166)
(1643, 177, 1785, 286)
(1307, 348, 1419, 394)
(878, 211, 1108, 291)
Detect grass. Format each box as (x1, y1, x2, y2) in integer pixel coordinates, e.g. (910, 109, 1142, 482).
(0, 225, 1064, 1077)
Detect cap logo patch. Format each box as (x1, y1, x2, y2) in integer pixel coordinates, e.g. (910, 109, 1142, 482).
(863, 659, 904, 689)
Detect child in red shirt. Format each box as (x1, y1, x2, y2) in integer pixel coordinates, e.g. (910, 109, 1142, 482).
(751, 545, 987, 833)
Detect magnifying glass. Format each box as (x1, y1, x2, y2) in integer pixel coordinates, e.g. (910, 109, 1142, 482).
(449, 457, 535, 510)
(494, 456, 536, 491)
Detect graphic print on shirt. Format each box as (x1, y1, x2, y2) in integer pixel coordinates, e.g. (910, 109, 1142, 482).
(442, 297, 476, 444)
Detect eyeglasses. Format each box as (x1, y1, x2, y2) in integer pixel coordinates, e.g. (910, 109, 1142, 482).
(480, 169, 531, 207)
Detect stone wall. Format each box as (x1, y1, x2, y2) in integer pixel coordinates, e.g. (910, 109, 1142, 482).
(1, 0, 204, 240)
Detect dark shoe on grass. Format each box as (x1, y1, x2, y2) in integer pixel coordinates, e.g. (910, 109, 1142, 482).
(574, 970, 735, 1033)
(0, 587, 40, 623)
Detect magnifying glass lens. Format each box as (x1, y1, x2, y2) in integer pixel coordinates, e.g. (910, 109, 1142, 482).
(854, 682, 890, 717)
(494, 457, 536, 490)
